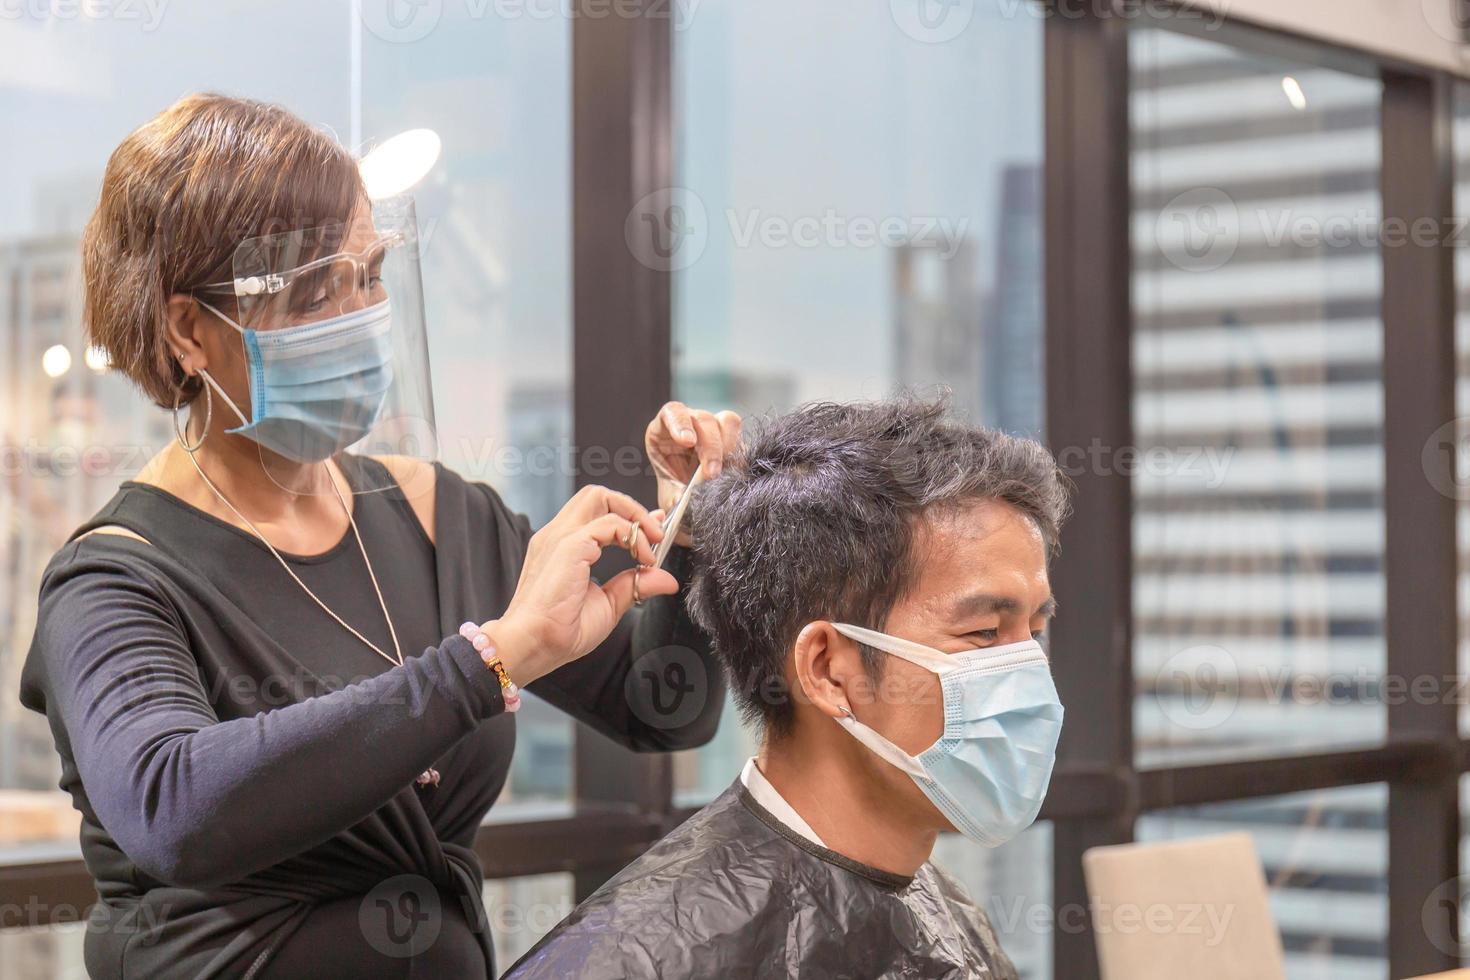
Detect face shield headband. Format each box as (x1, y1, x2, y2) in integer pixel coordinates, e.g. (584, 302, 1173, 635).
(179, 193, 438, 493)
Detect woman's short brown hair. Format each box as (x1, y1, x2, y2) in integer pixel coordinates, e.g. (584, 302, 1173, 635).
(82, 93, 364, 408)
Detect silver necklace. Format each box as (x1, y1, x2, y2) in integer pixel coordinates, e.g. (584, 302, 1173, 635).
(182, 445, 441, 789)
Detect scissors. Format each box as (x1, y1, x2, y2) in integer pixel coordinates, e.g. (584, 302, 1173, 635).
(651, 463, 705, 571)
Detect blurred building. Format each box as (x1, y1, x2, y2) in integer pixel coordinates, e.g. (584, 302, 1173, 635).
(893, 236, 986, 423)
(891, 164, 1042, 437)
(0, 232, 130, 980)
(989, 164, 1045, 441)
(1, 236, 89, 796)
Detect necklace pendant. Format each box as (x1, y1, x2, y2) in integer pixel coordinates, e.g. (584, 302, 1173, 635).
(416, 767, 441, 789)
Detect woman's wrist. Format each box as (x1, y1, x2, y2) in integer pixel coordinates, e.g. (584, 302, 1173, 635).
(459, 620, 526, 712)
(479, 617, 551, 687)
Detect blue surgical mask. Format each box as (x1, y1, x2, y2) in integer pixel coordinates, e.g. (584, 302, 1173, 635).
(830, 622, 1064, 847)
(196, 298, 395, 463)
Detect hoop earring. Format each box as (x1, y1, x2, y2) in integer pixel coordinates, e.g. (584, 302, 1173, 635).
(173, 380, 212, 454)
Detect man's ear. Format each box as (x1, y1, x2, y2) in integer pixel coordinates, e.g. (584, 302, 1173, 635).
(792, 622, 873, 720)
(164, 294, 210, 375)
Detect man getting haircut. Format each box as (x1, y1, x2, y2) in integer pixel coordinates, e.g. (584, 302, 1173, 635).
(506, 397, 1070, 979)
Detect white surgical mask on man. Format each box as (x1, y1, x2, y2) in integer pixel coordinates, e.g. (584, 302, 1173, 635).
(830, 623, 1064, 847)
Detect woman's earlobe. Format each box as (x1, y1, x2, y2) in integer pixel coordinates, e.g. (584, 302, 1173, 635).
(164, 293, 209, 375)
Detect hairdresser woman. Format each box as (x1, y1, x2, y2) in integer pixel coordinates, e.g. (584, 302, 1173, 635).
(19, 94, 736, 980)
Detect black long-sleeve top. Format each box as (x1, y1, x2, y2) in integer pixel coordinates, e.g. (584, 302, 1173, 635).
(18, 456, 723, 979)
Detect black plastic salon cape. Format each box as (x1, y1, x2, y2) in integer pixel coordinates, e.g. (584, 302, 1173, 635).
(505, 780, 1021, 980)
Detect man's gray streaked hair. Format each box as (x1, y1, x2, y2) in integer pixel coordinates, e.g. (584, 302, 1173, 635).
(686, 396, 1071, 740)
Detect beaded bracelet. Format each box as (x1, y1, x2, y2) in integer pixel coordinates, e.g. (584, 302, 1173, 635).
(459, 621, 522, 712)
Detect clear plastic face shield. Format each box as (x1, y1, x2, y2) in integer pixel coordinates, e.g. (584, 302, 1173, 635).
(191, 192, 437, 495)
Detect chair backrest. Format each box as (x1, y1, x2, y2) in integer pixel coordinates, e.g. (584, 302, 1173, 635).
(1082, 832, 1286, 980)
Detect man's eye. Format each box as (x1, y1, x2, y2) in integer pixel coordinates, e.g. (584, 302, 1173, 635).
(969, 629, 1000, 643)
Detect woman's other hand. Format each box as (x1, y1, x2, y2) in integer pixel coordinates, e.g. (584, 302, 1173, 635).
(484, 485, 678, 685)
(646, 402, 741, 544)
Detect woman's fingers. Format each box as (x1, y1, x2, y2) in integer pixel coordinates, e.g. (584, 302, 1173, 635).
(572, 512, 660, 566)
(595, 489, 665, 544)
(541, 482, 598, 531)
(688, 410, 726, 477)
(602, 566, 679, 616)
(657, 401, 699, 448)
(648, 401, 743, 487)
(648, 402, 705, 484)
(555, 485, 663, 542)
(715, 410, 742, 453)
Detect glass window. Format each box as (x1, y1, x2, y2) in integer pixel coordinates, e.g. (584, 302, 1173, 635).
(1137, 784, 1387, 980)
(1130, 26, 1386, 766)
(0, 922, 86, 980)
(0, 1, 572, 862)
(484, 872, 574, 969)
(360, 5, 573, 807)
(670, 0, 1045, 803)
(934, 821, 1053, 980)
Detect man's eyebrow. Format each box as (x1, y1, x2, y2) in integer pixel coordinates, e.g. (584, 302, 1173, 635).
(949, 593, 1058, 619)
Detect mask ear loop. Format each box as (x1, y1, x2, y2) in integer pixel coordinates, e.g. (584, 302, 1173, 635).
(831, 622, 956, 674)
(187, 299, 257, 432)
(834, 702, 930, 780)
(194, 367, 252, 430)
(172, 356, 212, 453)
